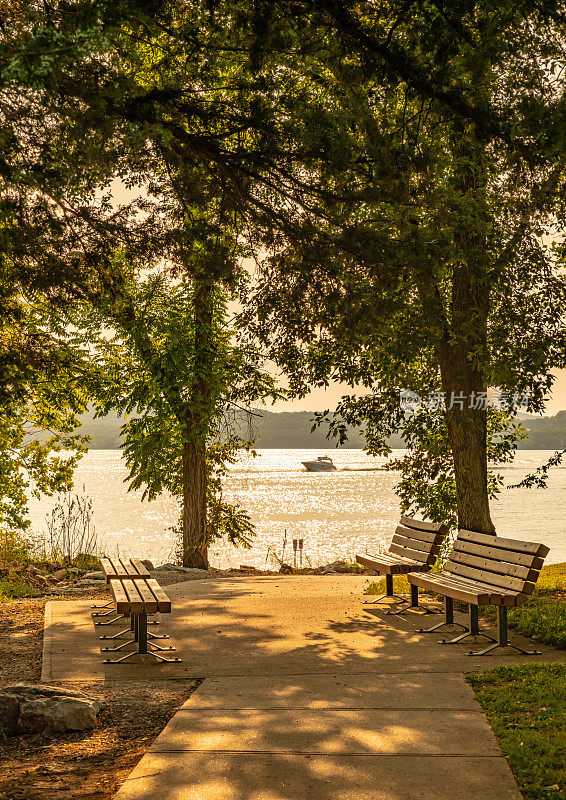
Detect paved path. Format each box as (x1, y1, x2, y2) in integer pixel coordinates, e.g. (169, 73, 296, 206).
(42, 575, 564, 799)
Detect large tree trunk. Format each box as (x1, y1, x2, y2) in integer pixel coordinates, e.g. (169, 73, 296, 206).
(181, 439, 209, 568)
(180, 280, 216, 568)
(439, 345, 495, 535)
(438, 118, 495, 535)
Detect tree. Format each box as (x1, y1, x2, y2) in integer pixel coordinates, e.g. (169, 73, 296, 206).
(79, 258, 276, 567)
(242, 0, 566, 533)
(0, 298, 90, 535)
(0, 0, 283, 563)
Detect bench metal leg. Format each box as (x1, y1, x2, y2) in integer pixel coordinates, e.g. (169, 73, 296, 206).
(386, 583, 436, 616)
(418, 597, 468, 633)
(100, 627, 133, 640)
(103, 612, 181, 664)
(92, 607, 118, 618)
(440, 604, 497, 645)
(92, 600, 114, 611)
(468, 606, 541, 656)
(363, 574, 406, 604)
(100, 614, 169, 641)
(94, 613, 127, 625)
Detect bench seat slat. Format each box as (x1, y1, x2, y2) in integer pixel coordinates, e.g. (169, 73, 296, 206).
(363, 552, 423, 567)
(135, 580, 158, 613)
(356, 554, 429, 575)
(458, 529, 550, 558)
(409, 571, 503, 605)
(109, 579, 130, 614)
(122, 579, 145, 613)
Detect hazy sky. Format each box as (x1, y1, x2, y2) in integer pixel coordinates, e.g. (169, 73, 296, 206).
(269, 369, 566, 415)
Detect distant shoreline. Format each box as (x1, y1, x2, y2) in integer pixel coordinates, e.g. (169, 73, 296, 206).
(41, 408, 566, 451)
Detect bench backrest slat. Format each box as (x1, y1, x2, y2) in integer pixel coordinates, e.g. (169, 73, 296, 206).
(130, 558, 151, 576)
(391, 533, 442, 556)
(122, 578, 145, 613)
(387, 517, 448, 564)
(135, 579, 159, 613)
(449, 549, 541, 582)
(102, 557, 150, 581)
(146, 578, 172, 613)
(446, 530, 548, 597)
(453, 538, 545, 570)
(457, 529, 550, 558)
(400, 516, 449, 534)
(394, 524, 445, 545)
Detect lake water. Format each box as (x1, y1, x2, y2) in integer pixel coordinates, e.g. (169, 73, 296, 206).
(26, 449, 566, 567)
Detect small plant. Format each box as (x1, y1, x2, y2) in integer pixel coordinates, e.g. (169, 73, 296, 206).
(44, 488, 99, 566)
(0, 530, 37, 569)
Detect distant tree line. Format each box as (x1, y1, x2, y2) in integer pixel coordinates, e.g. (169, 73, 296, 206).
(58, 409, 566, 452)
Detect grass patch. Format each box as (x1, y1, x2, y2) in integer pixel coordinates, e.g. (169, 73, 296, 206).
(0, 573, 41, 601)
(467, 664, 566, 800)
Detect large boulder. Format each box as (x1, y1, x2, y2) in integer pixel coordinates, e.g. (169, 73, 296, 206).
(0, 684, 103, 735)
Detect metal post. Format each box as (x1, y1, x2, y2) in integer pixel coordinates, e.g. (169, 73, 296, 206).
(470, 604, 479, 636)
(385, 574, 394, 596)
(137, 613, 148, 654)
(498, 606, 508, 647)
(410, 584, 419, 608)
(445, 597, 454, 625)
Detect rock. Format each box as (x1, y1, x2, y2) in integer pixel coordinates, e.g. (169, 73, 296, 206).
(0, 684, 102, 735)
(0, 692, 20, 735)
(84, 571, 104, 580)
(51, 587, 85, 594)
(140, 559, 154, 570)
(154, 563, 185, 572)
(52, 568, 69, 580)
(75, 579, 105, 587)
(153, 564, 207, 576)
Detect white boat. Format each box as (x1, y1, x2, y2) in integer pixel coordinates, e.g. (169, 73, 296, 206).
(301, 455, 337, 472)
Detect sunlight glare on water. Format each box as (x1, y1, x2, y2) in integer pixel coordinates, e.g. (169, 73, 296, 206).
(26, 449, 566, 567)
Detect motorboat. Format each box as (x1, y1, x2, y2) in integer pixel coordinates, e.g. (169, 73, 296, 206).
(301, 455, 337, 472)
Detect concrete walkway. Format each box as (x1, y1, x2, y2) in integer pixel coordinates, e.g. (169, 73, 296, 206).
(42, 575, 565, 799)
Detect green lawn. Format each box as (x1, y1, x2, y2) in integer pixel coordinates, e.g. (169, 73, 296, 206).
(467, 665, 566, 800)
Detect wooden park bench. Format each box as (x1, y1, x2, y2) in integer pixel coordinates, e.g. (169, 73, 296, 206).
(408, 529, 549, 655)
(92, 557, 181, 664)
(92, 557, 151, 623)
(356, 517, 450, 613)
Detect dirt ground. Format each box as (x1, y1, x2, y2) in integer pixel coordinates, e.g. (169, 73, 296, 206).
(0, 592, 198, 800)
